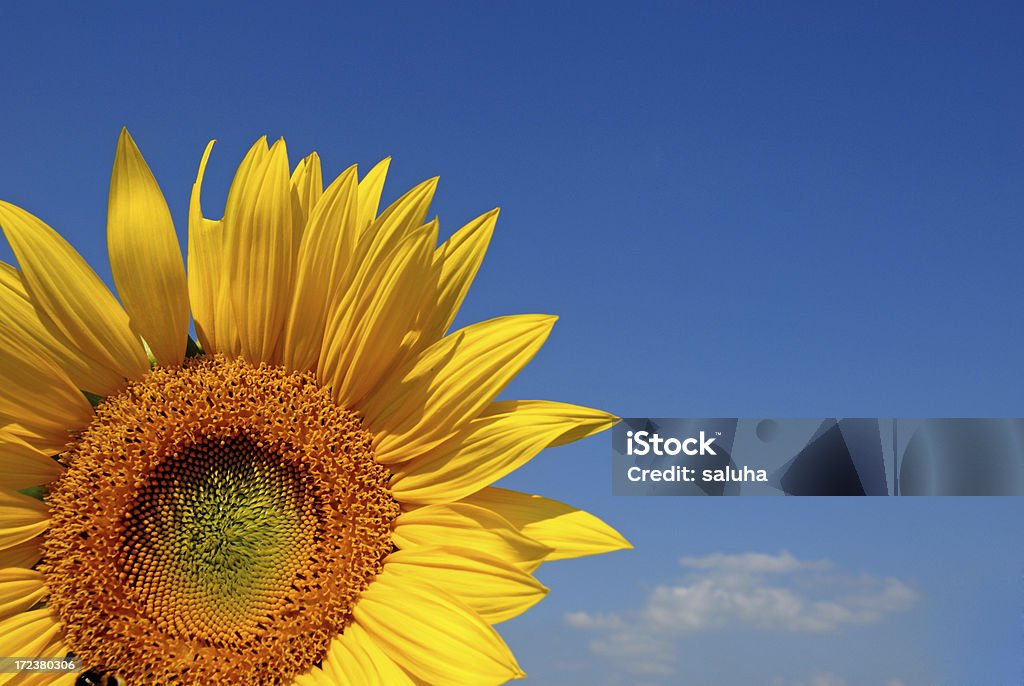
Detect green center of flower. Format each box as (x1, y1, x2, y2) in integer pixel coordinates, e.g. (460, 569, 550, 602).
(43, 355, 400, 686)
(124, 434, 315, 636)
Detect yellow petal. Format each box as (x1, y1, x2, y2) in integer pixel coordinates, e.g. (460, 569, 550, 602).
(0, 432, 63, 489)
(385, 546, 548, 624)
(0, 540, 41, 569)
(356, 158, 391, 233)
(0, 609, 63, 686)
(310, 632, 363, 684)
(107, 129, 189, 366)
(223, 138, 295, 364)
(0, 568, 47, 620)
(223, 137, 269, 218)
(187, 140, 239, 355)
(0, 326, 94, 442)
(0, 490, 48, 552)
(353, 571, 524, 685)
(0, 202, 148, 382)
(392, 504, 551, 572)
(354, 177, 437, 276)
(292, 669, 331, 686)
(344, 622, 425, 685)
(295, 642, 368, 686)
(418, 208, 497, 348)
(461, 487, 632, 561)
(0, 263, 117, 395)
(315, 173, 439, 380)
(301, 622, 421, 686)
(319, 222, 437, 406)
(6, 672, 76, 686)
(498, 399, 619, 448)
(290, 151, 323, 237)
(362, 314, 556, 463)
(390, 416, 560, 505)
(0, 424, 66, 457)
(281, 165, 359, 372)
(391, 400, 616, 504)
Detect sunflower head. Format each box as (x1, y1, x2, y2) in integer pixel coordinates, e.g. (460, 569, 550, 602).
(0, 129, 630, 685)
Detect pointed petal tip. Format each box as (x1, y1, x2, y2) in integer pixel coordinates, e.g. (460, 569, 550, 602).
(268, 138, 288, 158)
(540, 313, 559, 327)
(247, 135, 270, 155)
(268, 138, 291, 167)
(113, 128, 144, 164)
(592, 410, 620, 426)
(196, 140, 216, 174)
(606, 527, 633, 552)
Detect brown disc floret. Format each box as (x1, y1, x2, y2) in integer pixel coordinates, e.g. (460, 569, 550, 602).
(43, 355, 399, 685)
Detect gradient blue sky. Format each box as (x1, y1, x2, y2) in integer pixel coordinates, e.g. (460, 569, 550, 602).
(1, 3, 1022, 684)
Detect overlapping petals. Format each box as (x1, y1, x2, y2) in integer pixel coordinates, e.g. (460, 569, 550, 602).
(0, 130, 629, 685)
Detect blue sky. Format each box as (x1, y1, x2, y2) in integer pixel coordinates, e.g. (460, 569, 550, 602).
(1, 3, 1022, 684)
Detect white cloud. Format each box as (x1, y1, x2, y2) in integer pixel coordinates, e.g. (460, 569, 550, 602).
(680, 550, 831, 574)
(770, 675, 905, 686)
(770, 675, 909, 686)
(768, 674, 848, 686)
(809, 675, 848, 686)
(565, 551, 919, 678)
(589, 631, 676, 677)
(564, 611, 625, 630)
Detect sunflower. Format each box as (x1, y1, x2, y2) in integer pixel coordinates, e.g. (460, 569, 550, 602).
(0, 130, 629, 686)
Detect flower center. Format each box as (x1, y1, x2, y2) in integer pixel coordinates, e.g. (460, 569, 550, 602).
(43, 355, 399, 685)
(124, 434, 315, 637)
